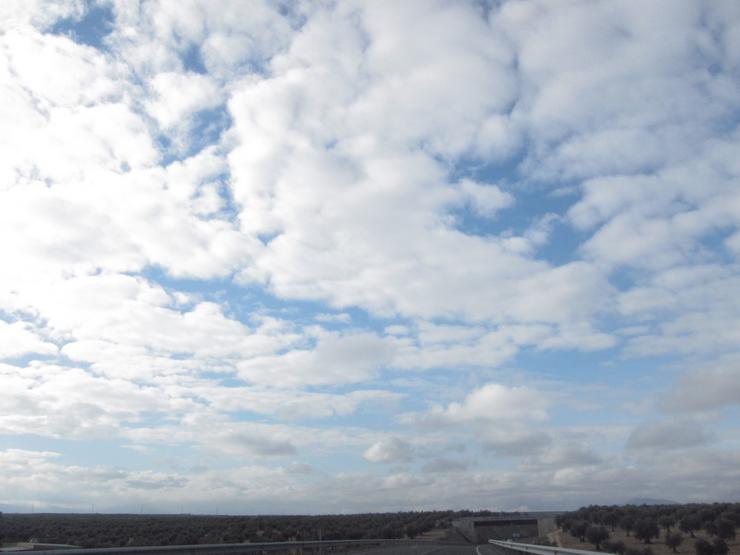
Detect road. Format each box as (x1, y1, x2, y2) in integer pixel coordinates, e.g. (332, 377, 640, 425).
(347, 543, 507, 555)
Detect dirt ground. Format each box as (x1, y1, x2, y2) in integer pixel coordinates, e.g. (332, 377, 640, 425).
(548, 529, 563, 547)
(559, 528, 740, 555)
(416, 528, 450, 541)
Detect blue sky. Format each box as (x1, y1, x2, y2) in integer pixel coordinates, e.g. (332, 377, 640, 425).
(1, 0, 740, 514)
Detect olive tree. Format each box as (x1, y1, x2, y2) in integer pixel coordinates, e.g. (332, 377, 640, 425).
(634, 519, 660, 544)
(694, 538, 713, 555)
(714, 518, 735, 540)
(659, 516, 676, 532)
(680, 517, 700, 538)
(571, 521, 589, 542)
(586, 526, 610, 550)
(712, 538, 728, 555)
(665, 531, 684, 553)
(621, 516, 637, 537)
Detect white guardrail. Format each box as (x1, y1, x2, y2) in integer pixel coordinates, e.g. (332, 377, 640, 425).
(488, 540, 614, 555)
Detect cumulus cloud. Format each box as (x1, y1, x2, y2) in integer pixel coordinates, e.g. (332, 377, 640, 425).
(187, 384, 404, 421)
(0, 0, 84, 32)
(0, 362, 178, 438)
(0, 320, 58, 359)
(238, 331, 394, 388)
(420, 383, 549, 426)
(457, 179, 514, 218)
(107, 0, 292, 78)
(363, 438, 415, 464)
(146, 71, 222, 129)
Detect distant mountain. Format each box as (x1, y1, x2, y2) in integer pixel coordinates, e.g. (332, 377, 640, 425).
(626, 497, 678, 506)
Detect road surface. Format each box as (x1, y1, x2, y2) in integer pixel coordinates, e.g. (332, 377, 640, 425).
(347, 543, 507, 555)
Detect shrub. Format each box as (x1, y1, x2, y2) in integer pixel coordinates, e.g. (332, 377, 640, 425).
(694, 538, 713, 555)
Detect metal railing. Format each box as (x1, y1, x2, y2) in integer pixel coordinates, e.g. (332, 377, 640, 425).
(21, 539, 418, 555)
(488, 540, 613, 555)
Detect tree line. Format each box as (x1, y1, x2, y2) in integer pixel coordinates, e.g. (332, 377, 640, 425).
(0, 510, 506, 548)
(557, 503, 739, 555)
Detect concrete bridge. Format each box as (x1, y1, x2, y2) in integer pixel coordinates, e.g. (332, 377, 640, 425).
(451, 514, 561, 544)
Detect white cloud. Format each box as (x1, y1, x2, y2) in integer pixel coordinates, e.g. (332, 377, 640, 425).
(146, 71, 222, 129)
(627, 420, 715, 451)
(0, 29, 151, 189)
(315, 312, 352, 324)
(0, 362, 175, 439)
(185, 383, 404, 421)
(421, 458, 469, 474)
(3, 444, 740, 514)
(2, 28, 120, 109)
(237, 331, 394, 388)
(222, 0, 618, 349)
(391, 323, 543, 371)
(106, 0, 292, 78)
(363, 438, 414, 464)
(457, 179, 514, 218)
(27, 274, 269, 359)
(384, 325, 410, 337)
(500, 0, 728, 179)
(619, 264, 740, 357)
(0, 447, 321, 512)
(0, 157, 252, 293)
(481, 428, 552, 458)
(345, 0, 517, 157)
(415, 382, 549, 427)
(660, 354, 740, 412)
(0, 320, 57, 359)
(537, 442, 603, 467)
(0, 0, 84, 32)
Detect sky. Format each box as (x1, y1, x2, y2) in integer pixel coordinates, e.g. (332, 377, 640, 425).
(1, 0, 740, 515)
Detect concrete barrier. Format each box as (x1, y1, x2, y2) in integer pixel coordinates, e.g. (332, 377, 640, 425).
(488, 539, 614, 555)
